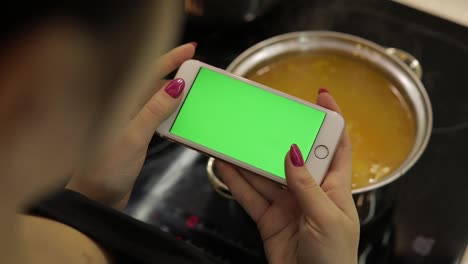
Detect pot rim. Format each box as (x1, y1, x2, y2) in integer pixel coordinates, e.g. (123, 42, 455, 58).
(226, 31, 433, 194)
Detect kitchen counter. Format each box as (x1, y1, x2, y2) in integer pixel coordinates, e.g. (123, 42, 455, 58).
(394, 0, 468, 27)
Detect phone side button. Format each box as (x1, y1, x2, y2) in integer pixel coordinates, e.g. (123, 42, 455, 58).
(314, 145, 329, 159)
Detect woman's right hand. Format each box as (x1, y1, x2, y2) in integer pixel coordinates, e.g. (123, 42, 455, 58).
(216, 90, 360, 264)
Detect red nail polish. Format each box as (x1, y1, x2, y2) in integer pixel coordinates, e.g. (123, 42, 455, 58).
(189, 41, 198, 48)
(290, 144, 304, 167)
(164, 78, 185, 98)
(318, 88, 329, 94)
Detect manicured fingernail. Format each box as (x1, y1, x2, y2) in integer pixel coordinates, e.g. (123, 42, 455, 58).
(164, 78, 185, 98)
(290, 144, 304, 167)
(189, 41, 198, 48)
(318, 88, 329, 94)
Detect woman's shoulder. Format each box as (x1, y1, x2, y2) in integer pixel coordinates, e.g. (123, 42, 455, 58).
(18, 214, 111, 264)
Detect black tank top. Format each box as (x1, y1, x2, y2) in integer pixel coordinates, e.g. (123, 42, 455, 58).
(28, 189, 218, 264)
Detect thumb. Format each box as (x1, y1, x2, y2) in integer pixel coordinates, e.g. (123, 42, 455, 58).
(131, 78, 185, 141)
(285, 144, 333, 218)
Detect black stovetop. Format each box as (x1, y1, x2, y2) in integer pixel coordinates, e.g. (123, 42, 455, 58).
(127, 0, 468, 263)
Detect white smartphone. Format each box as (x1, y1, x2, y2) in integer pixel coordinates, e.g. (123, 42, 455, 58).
(157, 60, 344, 185)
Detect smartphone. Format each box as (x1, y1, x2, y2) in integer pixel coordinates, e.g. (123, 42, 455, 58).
(157, 60, 344, 185)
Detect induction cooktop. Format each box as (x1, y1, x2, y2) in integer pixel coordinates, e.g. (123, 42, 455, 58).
(127, 1, 468, 263)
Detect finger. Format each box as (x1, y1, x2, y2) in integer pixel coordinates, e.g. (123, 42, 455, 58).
(285, 144, 333, 218)
(326, 132, 352, 189)
(317, 88, 343, 113)
(155, 43, 196, 79)
(316, 90, 352, 190)
(215, 160, 281, 200)
(216, 160, 269, 222)
(235, 167, 283, 201)
(316, 90, 355, 218)
(130, 78, 185, 142)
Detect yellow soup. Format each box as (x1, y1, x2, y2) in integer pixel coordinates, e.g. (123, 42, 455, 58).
(246, 52, 416, 189)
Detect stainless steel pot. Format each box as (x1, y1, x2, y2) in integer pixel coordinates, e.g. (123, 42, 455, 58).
(208, 31, 432, 226)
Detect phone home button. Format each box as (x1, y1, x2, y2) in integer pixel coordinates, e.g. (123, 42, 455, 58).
(314, 145, 329, 159)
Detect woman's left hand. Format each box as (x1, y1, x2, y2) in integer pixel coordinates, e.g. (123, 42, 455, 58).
(66, 43, 196, 210)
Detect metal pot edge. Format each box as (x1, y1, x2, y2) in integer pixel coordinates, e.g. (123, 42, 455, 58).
(226, 30, 433, 195)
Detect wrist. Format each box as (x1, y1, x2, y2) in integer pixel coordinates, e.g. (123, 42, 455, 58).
(65, 181, 127, 210)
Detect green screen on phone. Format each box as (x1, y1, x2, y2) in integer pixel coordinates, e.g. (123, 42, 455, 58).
(170, 67, 326, 179)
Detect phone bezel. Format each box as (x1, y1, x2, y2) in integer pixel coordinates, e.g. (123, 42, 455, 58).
(157, 60, 344, 185)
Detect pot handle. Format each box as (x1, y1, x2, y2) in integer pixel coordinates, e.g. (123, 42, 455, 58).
(386, 47, 423, 79)
(355, 192, 377, 226)
(207, 157, 235, 199)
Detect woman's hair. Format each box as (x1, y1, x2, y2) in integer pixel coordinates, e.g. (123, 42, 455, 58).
(0, 0, 180, 122)
(0, 1, 146, 48)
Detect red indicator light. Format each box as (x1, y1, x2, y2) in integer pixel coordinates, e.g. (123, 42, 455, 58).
(185, 215, 199, 228)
